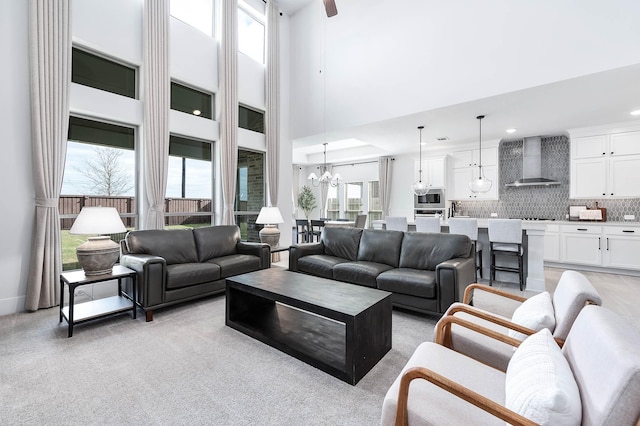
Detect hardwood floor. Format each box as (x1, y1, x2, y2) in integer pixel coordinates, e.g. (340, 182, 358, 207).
(275, 251, 640, 331)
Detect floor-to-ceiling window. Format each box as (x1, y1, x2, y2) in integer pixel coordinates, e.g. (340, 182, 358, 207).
(235, 149, 264, 241)
(344, 182, 363, 221)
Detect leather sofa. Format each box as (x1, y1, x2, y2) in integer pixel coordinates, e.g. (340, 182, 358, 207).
(289, 227, 476, 315)
(120, 225, 270, 321)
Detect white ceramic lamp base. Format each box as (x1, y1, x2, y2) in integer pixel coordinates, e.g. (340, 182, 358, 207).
(259, 225, 280, 263)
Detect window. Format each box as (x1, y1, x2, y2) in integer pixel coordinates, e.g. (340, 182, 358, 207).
(326, 186, 340, 220)
(171, 82, 213, 119)
(344, 182, 363, 221)
(170, 0, 213, 36)
(368, 181, 382, 225)
(235, 149, 265, 241)
(239, 105, 265, 133)
(61, 117, 136, 270)
(72, 48, 136, 98)
(238, 6, 265, 63)
(166, 135, 213, 228)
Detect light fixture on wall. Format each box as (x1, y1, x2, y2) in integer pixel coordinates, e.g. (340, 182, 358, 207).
(469, 115, 493, 193)
(307, 143, 341, 187)
(412, 125, 430, 196)
(69, 207, 127, 275)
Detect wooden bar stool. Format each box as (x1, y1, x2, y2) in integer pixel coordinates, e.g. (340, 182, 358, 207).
(488, 219, 524, 290)
(448, 217, 482, 280)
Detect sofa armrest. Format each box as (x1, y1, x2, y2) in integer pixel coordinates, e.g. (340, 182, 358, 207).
(435, 257, 476, 313)
(237, 241, 271, 269)
(120, 254, 166, 309)
(288, 243, 324, 271)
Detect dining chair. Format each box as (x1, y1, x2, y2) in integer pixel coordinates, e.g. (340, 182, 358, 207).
(385, 216, 408, 232)
(415, 217, 441, 233)
(294, 219, 310, 243)
(309, 219, 325, 242)
(354, 214, 367, 229)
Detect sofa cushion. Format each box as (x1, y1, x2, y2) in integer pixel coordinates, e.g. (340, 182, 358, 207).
(506, 328, 581, 426)
(508, 291, 556, 341)
(126, 229, 198, 265)
(321, 227, 363, 261)
(207, 254, 261, 278)
(399, 232, 471, 270)
(376, 268, 437, 298)
(333, 261, 393, 288)
(166, 263, 221, 289)
(298, 254, 348, 279)
(193, 225, 240, 262)
(357, 229, 403, 267)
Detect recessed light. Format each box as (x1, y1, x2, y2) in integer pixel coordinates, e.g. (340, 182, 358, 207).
(193, 109, 202, 116)
(506, 128, 517, 134)
(631, 110, 640, 116)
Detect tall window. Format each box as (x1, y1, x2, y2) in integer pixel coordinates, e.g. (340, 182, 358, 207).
(171, 82, 213, 119)
(239, 105, 265, 133)
(344, 182, 363, 221)
(72, 48, 136, 99)
(368, 181, 382, 225)
(170, 0, 213, 36)
(326, 186, 340, 220)
(238, 6, 265, 63)
(235, 149, 264, 241)
(166, 136, 213, 228)
(60, 117, 136, 270)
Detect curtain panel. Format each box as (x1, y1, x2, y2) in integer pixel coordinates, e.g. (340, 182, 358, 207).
(25, 0, 71, 311)
(265, 0, 280, 207)
(142, 0, 170, 229)
(292, 165, 301, 218)
(378, 156, 393, 219)
(219, 0, 238, 224)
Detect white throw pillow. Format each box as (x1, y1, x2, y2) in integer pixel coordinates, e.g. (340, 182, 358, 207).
(509, 291, 556, 341)
(505, 328, 581, 426)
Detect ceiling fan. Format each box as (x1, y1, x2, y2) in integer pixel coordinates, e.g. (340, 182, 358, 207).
(323, 0, 338, 17)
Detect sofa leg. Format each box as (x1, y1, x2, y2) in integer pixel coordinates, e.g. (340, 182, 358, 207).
(145, 310, 154, 322)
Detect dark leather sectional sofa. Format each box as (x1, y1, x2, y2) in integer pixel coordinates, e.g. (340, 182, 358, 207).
(289, 227, 476, 315)
(120, 225, 270, 321)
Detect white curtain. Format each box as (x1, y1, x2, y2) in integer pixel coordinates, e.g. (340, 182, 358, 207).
(378, 157, 393, 219)
(25, 0, 71, 311)
(142, 0, 170, 229)
(320, 166, 332, 218)
(219, 0, 238, 224)
(265, 0, 280, 207)
(292, 165, 301, 218)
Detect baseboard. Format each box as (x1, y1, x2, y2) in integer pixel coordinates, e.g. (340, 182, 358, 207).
(0, 295, 26, 316)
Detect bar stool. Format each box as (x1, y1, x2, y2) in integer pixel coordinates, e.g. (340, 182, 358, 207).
(448, 217, 482, 280)
(309, 219, 325, 242)
(294, 219, 310, 243)
(385, 216, 408, 231)
(487, 219, 524, 290)
(415, 217, 441, 233)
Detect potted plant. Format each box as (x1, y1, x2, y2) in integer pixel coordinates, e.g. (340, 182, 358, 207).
(297, 185, 318, 219)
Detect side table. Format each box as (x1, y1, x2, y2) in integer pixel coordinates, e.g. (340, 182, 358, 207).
(59, 264, 137, 337)
(269, 245, 290, 263)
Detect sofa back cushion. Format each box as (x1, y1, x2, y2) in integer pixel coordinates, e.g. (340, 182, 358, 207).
(321, 227, 363, 261)
(399, 232, 471, 270)
(125, 229, 198, 265)
(193, 225, 240, 262)
(357, 229, 404, 267)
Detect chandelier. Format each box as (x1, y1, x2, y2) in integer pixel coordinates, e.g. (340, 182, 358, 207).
(412, 125, 431, 196)
(308, 143, 341, 187)
(469, 115, 493, 193)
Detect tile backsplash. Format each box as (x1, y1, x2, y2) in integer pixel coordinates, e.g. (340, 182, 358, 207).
(455, 136, 640, 222)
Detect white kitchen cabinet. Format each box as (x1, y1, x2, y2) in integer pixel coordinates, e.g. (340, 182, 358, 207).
(451, 147, 497, 169)
(543, 224, 560, 262)
(560, 224, 602, 266)
(570, 130, 640, 198)
(603, 226, 640, 270)
(449, 147, 498, 200)
(415, 156, 447, 188)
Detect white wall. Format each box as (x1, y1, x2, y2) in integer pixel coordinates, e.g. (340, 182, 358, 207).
(289, 0, 640, 140)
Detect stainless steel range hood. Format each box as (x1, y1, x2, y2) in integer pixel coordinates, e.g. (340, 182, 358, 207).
(505, 136, 561, 187)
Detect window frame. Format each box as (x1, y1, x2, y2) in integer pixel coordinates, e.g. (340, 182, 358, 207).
(71, 46, 138, 99)
(239, 104, 265, 134)
(237, 3, 266, 64)
(170, 81, 214, 119)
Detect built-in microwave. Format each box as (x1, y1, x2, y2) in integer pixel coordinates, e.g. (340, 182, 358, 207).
(414, 188, 445, 209)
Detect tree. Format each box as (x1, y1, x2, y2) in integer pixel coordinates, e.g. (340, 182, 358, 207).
(297, 185, 317, 219)
(76, 147, 133, 196)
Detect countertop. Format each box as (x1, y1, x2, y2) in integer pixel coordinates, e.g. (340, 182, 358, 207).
(372, 219, 640, 229)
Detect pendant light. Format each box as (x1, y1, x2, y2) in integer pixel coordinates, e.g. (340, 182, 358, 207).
(469, 115, 493, 193)
(412, 125, 430, 196)
(308, 143, 341, 187)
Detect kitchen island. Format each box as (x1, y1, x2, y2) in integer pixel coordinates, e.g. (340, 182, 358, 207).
(372, 219, 547, 292)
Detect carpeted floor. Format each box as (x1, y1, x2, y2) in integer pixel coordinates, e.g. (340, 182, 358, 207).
(0, 293, 439, 425)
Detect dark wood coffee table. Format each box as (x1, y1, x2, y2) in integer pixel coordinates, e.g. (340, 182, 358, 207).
(226, 268, 392, 385)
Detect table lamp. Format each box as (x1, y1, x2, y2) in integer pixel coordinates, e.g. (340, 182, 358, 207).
(69, 206, 127, 275)
(256, 206, 284, 250)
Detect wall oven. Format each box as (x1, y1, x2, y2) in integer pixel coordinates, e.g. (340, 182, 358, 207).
(414, 188, 445, 210)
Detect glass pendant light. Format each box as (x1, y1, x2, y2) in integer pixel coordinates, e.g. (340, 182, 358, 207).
(469, 115, 493, 193)
(412, 125, 430, 196)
